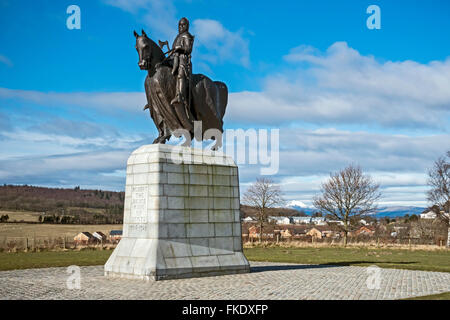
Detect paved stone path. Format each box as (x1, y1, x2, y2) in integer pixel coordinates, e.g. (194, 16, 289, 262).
(1, 262, 449, 300)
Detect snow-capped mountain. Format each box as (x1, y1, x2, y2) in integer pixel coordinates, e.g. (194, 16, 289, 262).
(285, 202, 426, 217)
(286, 200, 308, 208)
(375, 206, 426, 217)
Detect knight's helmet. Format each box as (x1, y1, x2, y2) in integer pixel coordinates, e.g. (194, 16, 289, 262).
(179, 17, 189, 31)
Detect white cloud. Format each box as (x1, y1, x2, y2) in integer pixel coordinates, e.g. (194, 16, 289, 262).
(0, 150, 130, 190)
(2, 41, 447, 207)
(280, 129, 450, 175)
(0, 127, 146, 189)
(103, 0, 177, 38)
(226, 42, 450, 129)
(0, 127, 144, 158)
(103, 0, 153, 13)
(104, 0, 181, 41)
(0, 87, 146, 113)
(0, 111, 11, 130)
(192, 19, 250, 67)
(0, 150, 129, 177)
(232, 128, 449, 207)
(228, 128, 450, 179)
(272, 172, 431, 208)
(103, 0, 250, 68)
(28, 118, 119, 139)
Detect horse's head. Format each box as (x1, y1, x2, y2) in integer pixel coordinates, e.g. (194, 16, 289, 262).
(134, 29, 152, 70)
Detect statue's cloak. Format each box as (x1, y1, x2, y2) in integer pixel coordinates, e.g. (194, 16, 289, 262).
(146, 66, 227, 138)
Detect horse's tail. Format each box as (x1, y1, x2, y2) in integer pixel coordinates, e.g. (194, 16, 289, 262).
(214, 81, 228, 120)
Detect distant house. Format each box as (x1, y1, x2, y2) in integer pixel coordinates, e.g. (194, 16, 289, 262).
(92, 231, 107, 242)
(306, 227, 323, 240)
(74, 232, 94, 245)
(327, 220, 345, 226)
(275, 226, 309, 239)
(420, 211, 437, 219)
(311, 217, 326, 225)
(280, 228, 293, 238)
(247, 226, 274, 239)
(305, 226, 339, 239)
(109, 230, 123, 243)
(293, 226, 308, 237)
(420, 210, 450, 220)
(355, 226, 375, 236)
(292, 217, 311, 224)
(321, 229, 337, 238)
(268, 216, 292, 225)
(243, 216, 256, 223)
(248, 225, 259, 238)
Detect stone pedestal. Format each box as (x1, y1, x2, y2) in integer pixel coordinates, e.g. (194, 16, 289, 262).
(104, 144, 250, 280)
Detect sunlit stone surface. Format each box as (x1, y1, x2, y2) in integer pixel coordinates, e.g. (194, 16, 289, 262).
(104, 144, 250, 280)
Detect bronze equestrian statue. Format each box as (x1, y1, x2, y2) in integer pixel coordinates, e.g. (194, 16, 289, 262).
(134, 17, 228, 147)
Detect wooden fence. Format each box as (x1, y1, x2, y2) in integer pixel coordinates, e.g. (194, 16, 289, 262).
(0, 236, 118, 252)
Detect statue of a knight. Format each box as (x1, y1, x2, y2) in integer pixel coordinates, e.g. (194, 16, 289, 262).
(169, 17, 194, 106)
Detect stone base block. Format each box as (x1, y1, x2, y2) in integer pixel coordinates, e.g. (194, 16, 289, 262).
(104, 144, 250, 280)
(105, 238, 249, 280)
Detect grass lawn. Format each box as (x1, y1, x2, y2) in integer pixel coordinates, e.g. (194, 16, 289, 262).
(0, 246, 449, 274)
(243, 247, 450, 273)
(0, 223, 122, 239)
(0, 250, 113, 271)
(403, 291, 450, 300)
(0, 247, 448, 300)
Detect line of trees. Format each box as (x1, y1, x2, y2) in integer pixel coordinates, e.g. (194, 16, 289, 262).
(242, 165, 380, 247)
(243, 151, 449, 247)
(38, 213, 122, 225)
(0, 185, 125, 213)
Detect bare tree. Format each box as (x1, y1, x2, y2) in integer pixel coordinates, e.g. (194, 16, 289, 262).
(313, 165, 381, 246)
(427, 151, 450, 246)
(410, 219, 446, 245)
(242, 178, 285, 242)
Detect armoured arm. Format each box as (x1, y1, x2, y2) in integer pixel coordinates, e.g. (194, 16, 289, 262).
(174, 35, 193, 55)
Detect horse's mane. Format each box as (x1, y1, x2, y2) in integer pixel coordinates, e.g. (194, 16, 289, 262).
(146, 37, 165, 62)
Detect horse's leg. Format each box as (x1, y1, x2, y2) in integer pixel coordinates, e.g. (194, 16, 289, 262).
(159, 124, 171, 144)
(149, 104, 166, 144)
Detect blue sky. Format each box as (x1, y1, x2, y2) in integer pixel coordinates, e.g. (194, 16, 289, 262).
(0, 0, 449, 207)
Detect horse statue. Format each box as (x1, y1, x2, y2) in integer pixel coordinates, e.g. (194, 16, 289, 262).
(134, 29, 228, 148)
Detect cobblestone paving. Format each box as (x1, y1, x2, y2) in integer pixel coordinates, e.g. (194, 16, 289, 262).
(1, 262, 449, 300)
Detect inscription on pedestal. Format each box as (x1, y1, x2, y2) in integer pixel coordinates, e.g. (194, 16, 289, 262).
(131, 186, 148, 224)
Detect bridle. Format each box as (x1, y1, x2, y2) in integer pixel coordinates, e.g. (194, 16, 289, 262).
(138, 37, 152, 69)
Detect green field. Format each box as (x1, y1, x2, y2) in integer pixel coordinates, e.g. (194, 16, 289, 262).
(0, 210, 42, 223)
(403, 292, 450, 300)
(243, 247, 450, 273)
(0, 223, 122, 239)
(0, 246, 448, 273)
(0, 247, 448, 300)
(0, 250, 113, 271)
